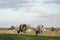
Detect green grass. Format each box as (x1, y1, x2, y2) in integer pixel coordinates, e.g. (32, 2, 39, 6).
(0, 34, 60, 40)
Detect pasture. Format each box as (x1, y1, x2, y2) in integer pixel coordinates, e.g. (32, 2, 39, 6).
(0, 28, 60, 40)
(0, 29, 60, 36)
(0, 34, 60, 40)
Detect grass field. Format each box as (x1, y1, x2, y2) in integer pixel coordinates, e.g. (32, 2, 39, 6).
(0, 34, 60, 40)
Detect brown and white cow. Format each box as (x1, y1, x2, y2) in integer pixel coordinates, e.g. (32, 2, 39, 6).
(35, 24, 44, 35)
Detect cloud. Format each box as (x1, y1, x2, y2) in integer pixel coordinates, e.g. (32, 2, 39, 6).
(0, 0, 60, 27)
(23, 7, 49, 17)
(34, 14, 60, 27)
(38, 14, 60, 25)
(44, 0, 60, 4)
(45, 14, 60, 21)
(0, 0, 34, 3)
(0, 0, 36, 9)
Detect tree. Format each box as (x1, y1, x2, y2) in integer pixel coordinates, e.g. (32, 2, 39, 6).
(10, 26, 15, 30)
(51, 27, 55, 31)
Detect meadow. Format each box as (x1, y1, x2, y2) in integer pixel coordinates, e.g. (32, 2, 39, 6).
(0, 34, 60, 40)
(0, 29, 60, 40)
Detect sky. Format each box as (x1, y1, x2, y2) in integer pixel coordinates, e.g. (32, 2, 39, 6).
(0, 0, 60, 28)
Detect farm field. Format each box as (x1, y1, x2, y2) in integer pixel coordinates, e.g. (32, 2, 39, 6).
(0, 28, 60, 40)
(0, 29, 60, 40)
(0, 34, 60, 40)
(0, 29, 60, 36)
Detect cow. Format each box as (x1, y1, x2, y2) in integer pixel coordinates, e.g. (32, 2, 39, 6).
(17, 24, 27, 34)
(35, 25, 44, 35)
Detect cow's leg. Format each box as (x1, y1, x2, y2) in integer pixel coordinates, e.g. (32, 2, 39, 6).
(35, 30, 40, 36)
(17, 30, 21, 34)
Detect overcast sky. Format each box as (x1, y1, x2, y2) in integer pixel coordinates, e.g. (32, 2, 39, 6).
(0, 0, 60, 28)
